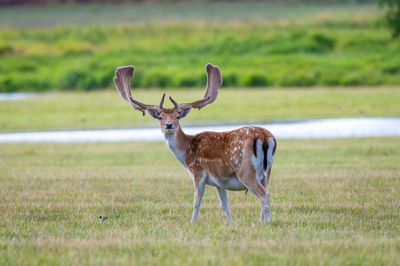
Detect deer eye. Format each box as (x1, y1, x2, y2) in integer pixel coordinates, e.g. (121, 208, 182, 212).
(176, 115, 180, 120)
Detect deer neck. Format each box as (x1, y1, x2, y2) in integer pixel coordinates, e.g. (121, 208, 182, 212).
(164, 125, 192, 166)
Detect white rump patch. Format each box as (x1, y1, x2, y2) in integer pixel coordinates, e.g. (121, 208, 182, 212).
(252, 139, 265, 182)
(265, 138, 275, 175)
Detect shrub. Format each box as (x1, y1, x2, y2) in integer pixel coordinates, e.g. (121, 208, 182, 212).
(60, 69, 88, 90)
(382, 62, 400, 74)
(0, 42, 13, 56)
(173, 72, 201, 88)
(311, 33, 336, 52)
(57, 40, 93, 56)
(222, 71, 239, 87)
(380, 0, 400, 38)
(0, 20, 399, 91)
(280, 70, 319, 87)
(142, 70, 173, 88)
(240, 72, 269, 87)
(340, 72, 365, 86)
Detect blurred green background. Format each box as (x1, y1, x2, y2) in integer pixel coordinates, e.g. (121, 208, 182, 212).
(1, 1, 399, 92)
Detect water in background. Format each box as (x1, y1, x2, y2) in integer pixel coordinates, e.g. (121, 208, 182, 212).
(0, 93, 38, 101)
(0, 118, 399, 143)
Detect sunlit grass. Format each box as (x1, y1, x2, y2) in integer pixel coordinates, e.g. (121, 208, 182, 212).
(0, 138, 399, 264)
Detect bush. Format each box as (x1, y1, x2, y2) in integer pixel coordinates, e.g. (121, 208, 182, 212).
(60, 69, 88, 90)
(142, 70, 173, 88)
(380, 0, 400, 38)
(222, 71, 239, 87)
(382, 62, 400, 74)
(240, 72, 269, 87)
(311, 33, 336, 52)
(0, 20, 399, 91)
(173, 72, 202, 88)
(0, 42, 13, 56)
(280, 70, 320, 87)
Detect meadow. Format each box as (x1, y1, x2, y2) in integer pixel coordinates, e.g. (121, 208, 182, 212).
(1, 87, 400, 132)
(1, 87, 400, 264)
(1, 1, 400, 265)
(1, 2, 400, 91)
(1, 137, 399, 264)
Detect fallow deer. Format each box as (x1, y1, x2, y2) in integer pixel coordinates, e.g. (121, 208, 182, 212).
(114, 63, 277, 223)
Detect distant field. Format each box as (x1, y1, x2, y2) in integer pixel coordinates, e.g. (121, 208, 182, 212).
(0, 2, 378, 28)
(0, 137, 399, 264)
(1, 87, 400, 132)
(1, 2, 399, 91)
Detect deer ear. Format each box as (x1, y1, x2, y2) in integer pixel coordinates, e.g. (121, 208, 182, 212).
(147, 108, 161, 120)
(178, 106, 192, 119)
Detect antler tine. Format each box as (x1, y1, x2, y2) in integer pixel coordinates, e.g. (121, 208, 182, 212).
(171, 63, 222, 110)
(169, 96, 179, 109)
(114, 66, 162, 116)
(159, 93, 166, 109)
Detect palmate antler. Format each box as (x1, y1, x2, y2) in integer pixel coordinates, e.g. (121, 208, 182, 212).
(169, 63, 222, 110)
(113, 63, 222, 115)
(113, 66, 165, 116)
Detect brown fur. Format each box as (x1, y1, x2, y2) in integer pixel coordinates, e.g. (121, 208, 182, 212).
(184, 126, 275, 179)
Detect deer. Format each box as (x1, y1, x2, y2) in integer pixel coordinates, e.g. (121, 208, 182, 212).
(113, 63, 277, 223)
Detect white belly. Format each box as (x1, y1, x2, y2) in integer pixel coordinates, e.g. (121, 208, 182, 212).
(206, 174, 246, 191)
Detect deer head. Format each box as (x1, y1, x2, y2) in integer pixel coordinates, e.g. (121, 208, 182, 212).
(113, 63, 223, 136)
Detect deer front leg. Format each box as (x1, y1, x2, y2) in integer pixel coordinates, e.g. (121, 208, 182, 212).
(216, 187, 233, 221)
(191, 174, 207, 224)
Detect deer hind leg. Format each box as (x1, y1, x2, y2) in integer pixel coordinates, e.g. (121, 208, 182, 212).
(191, 172, 207, 224)
(237, 170, 270, 222)
(216, 187, 233, 221)
(237, 142, 271, 223)
(260, 139, 276, 221)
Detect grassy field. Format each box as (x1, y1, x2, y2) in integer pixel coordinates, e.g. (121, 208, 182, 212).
(1, 87, 400, 132)
(1, 2, 399, 264)
(1, 2, 400, 91)
(0, 137, 399, 264)
(0, 2, 378, 28)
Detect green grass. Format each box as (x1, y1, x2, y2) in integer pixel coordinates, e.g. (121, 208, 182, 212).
(1, 2, 400, 91)
(1, 137, 399, 264)
(1, 87, 400, 132)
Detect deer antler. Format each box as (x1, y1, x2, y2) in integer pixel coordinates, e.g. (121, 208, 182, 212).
(169, 63, 222, 110)
(113, 66, 165, 116)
